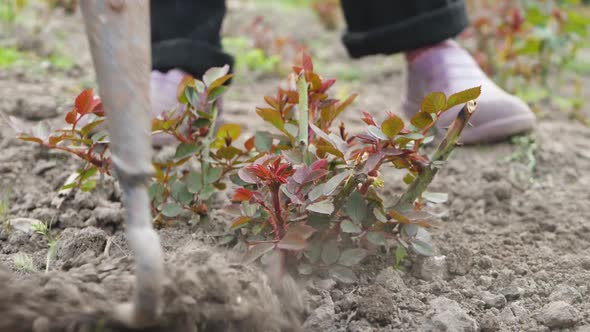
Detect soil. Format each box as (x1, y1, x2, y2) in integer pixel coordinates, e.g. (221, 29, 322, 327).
(1, 2, 590, 331)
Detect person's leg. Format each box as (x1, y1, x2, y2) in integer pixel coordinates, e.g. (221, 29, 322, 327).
(149, 0, 230, 145)
(340, 0, 535, 144)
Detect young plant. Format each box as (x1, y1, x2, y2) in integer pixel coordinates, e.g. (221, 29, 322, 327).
(6, 66, 240, 225)
(31, 220, 58, 272)
(231, 53, 479, 281)
(13, 253, 35, 273)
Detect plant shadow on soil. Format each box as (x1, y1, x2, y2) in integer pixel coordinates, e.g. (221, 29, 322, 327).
(1, 2, 590, 332)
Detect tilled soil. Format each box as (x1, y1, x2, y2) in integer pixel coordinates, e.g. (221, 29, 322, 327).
(1, 2, 590, 332)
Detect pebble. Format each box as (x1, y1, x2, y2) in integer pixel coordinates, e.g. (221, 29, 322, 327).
(500, 286, 522, 301)
(419, 297, 478, 332)
(549, 284, 582, 304)
(481, 291, 507, 309)
(376, 267, 406, 292)
(479, 311, 500, 332)
(413, 255, 448, 281)
(538, 301, 580, 328)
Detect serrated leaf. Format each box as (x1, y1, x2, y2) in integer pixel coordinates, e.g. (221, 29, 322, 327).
(162, 203, 183, 218)
(421, 92, 447, 113)
(410, 111, 434, 129)
(338, 248, 368, 267)
(367, 125, 389, 140)
(381, 115, 404, 138)
(175, 143, 199, 160)
(243, 242, 275, 264)
(306, 200, 334, 215)
(346, 192, 367, 224)
(446, 86, 481, 110)
(422, 192, 448, 204)
(366, 232, 386, 246)
(329, 265, 355, 283)
(321, 241, 340, 265)
(308, 170, 351, 201)
(340, 220, 361, 234)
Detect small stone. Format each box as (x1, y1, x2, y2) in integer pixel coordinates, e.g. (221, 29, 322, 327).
(58, 227, 107, 262)
(549, 284, 582, 304)
(481, 291, 507, 309)
(539, 301, 579, 328)
(479, 311, 500, 332)
(500, 306, 517, 325)
(420, 297, 478, 332)
(500, 286, 522, 301)
(413, 255, 448, 281)
(477, 256, 493, 269)
(376, 267, 406, 292)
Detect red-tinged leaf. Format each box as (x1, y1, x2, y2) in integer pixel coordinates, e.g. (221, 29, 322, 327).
(410, 111, 434, 129)
(308, 72, 322, 91)
(243, 242, 276, 264)
(285, 91, 299, 104)
(80, 119, 105, 137)
(176, 75, 196, 103)
(288, 222, 316, 239)
(445, 86, 482, 110)
(256, 107, 284, 131)
(238, 168, 259, 184)
(207, 73, 233, 91)
(65, 109, 77, 124)
(420, 92, 447, 113)
(388, 209, 411, 224)
(216, 123, 241, 141)
(75, 89, 94, 114)
(230, 216, 252, 229)
(316, 143, 344, 158)
(90, 99, 104, 116)
(364, 152, 383, 174)
(306, 200, 334, 215)
(48, 135, 68, 146)
(277, 232, 307, 251)
(232, 188, 253, 202)
(381, 114, 404, 138)
(264, 96, 279, 109)
(302, 52, 313, 72)
(319, 79, 336, 93)
(311, 159, 328, 170)
(303, 169, 328, 184)
(292, 66, 303, 75)
(18, 135, 44, 144)
(361, 111, 376, 126)
(244, 136, 255, 151)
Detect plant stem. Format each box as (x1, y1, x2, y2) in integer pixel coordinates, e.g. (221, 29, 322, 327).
(332, 172, 367, 216)
(297, 74, 309, 152)
(201, 103, 219, 189)
(393, 101, 477, 213)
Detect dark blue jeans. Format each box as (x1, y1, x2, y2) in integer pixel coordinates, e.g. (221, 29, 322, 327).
(151, 0, 468, 77)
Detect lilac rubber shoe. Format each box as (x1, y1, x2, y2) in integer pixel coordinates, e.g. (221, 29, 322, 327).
(150, 69, 188, 146)
(403, 41, 535, 144)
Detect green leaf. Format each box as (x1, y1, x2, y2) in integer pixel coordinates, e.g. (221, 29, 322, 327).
(367, 125, 389, 140)
(162, 203, 183, 218)
(243, 242, 275, 264)
(373, 207, 388, 223)
(321, 241, 340, 265)
(307, 170, 351, 201)
(306, 200, 334, 215)
(80, 180, 96, 192)
(304, 239, 322, 263)
(200, 184, 216, 200)
(277, 232, 307, 251)
(366, 232, 386, 246)
(446, 86, 481, 110)
(171, 181, 193, 205)
(422, 192, 448, 204)
(185, 171, 203, 194)
(329, 265, 355, 283)
(410, 111, 434, 129)
(185, 87, 200, 106)
(175, 143, 199, 160)
(254, 131, 273, 152)
(340, 220, 361, 234)
(412, 227, 433, 256)
(205, 167, 223, 184)
(256, 108, 284, 131)
(338, 248, 367, 267)
(403, 173, 415, 185)
(148, 182, 165, 203)
(216, 123, 241, 141)
(345, 192, 368, 224)
(395, 246, 407, 267)
(381, 115, 404, 138)
(207, 86, 229, 103)
(421, 92, 446, 113)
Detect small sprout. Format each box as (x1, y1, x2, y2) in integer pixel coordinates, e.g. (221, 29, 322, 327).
(13, 253, 35, 273)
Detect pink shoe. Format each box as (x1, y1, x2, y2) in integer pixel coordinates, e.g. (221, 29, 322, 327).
(151, 69, 188, 146)
(403, 41, 535, 144)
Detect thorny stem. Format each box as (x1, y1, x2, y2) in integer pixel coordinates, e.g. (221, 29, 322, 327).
(297, 74, 309, 152)
(393, 101, 477, 213)
(270, 184, 286, 238)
